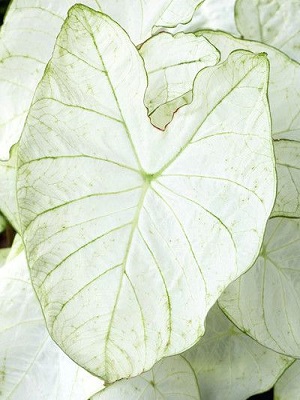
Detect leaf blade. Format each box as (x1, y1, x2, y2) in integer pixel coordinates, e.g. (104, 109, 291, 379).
(17, 6, 276, 382)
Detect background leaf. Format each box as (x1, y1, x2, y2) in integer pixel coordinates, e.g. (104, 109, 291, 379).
(0, 145, 20, 232)
(235, 0, 300, 62)
(169, 0, 239, 37)
(274, 360, 300, 400)
(0, 241, 103, 400)
(220, 217, 300, 358)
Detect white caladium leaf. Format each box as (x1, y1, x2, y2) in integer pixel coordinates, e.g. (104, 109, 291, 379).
(0, 251, 9, 268)
(273, 140, 300, 217)
(5, 234, 23, 263)
(17, 5, 275, 382)
(274, 361, 300, 400)
(170, 0, 238, 37)
(235, 0, 300, 62)
(0, 146, 20, 232)
(0, 248, 103, 400)
(198, 31, 300, 217)
(92, 305, 292, 400)
(140, 32, 219, 129)
(0, 0, 202, 161)
(220, 217, 300, 358)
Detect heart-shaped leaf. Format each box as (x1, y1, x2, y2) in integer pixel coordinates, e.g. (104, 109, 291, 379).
(17, 5, 275, 382)
(0, 241, 103, 400)
(198, 31, 300, 217)
(235, 0, 300, 62)
(0, 0, 202, 160)
(220, 217, 300, 358)
(92, 305, 292, 400)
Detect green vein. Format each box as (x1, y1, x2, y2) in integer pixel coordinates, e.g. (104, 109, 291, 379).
(149, 59, 204, 74)
(103, 181, 149, 372)
(22, 185, 141, 232)
(38, 223, 131, 288)
(142, 205, 196, 303)
(29, 204, 137, 257)
(138, 227, 172, 351)
(267, 258, 300, 348)
(277, 163, 300, 171)
(124, 271, 147, 366)
(32, 97, 124, 125)
(0, 318, 41, 335)
(153, 65, 261, 178)
(52, 263, 122, 329)
(191, 131, 269, 144)
(161, 173, 264, 205)
(20, 154, 140, 174)
(262, 258, 287, 353)
(0, 54, 45, 64)
(156, 180, 237, 255)
(264, 219, 283, 248)
(81, 13, 144, 172)
(179, 355, 202, 400)
(56, 44, 106, 72)
(13, 6, 64, 21)
(267, 238, 300, 255)
(150, 186, 207, 297)
(6, 337, 49, 400)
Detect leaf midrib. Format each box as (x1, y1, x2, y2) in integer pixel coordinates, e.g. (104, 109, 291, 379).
(83, 14, 143, 172)
(104, 180, 150, 372)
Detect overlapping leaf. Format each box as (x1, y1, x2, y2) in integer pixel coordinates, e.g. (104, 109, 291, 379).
(220, 217, 300, 358)
(235, 0, 300, 62)
(94, 355, 200, 400)
(0, 242, 103, 399)
(274, 360, 300, 400)
(0, 146, 20, 232)
(0, 248, 8, 268)
(16, 6, 276, 382)
(140, 32, 219, 129)
(198, 31, 300, 217)
(170, 0, 238, 36)
(92, 305, 292, 400)
(0, 0, 202, 160)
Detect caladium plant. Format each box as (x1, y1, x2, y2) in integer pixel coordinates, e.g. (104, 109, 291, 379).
(0, 0, 300, 399)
